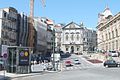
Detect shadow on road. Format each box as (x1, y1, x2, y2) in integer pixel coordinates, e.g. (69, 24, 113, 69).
(61, 53, 71, 59)
(0, 75, 11, 80)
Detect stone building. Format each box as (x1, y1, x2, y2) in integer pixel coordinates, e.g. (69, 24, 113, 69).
(97, 6, 120, 52)
(61, 22, 97, 54)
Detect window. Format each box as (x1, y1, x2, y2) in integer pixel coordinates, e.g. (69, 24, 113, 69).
(66, 35, 68, 41)
(106, 43, 108, 51)
(83, 38, 85, 41)
(112, 31, 114, 38)
(109, 42, 111, 50)
(77, 48, 79, 51)
(66, 48, 68, 51)
(102, 35, 104, 40)
(114, 20, 116, 23)
(116, 40, 118, 49)
(71, 34, 74, 41)
(115, 29, 118, 37)
(106, 34, 107, 40)
(109, 32, 111, 39)
(112, 41, 114, 50)
(4, 12, 7, 18)
(77, 34, 79, 40)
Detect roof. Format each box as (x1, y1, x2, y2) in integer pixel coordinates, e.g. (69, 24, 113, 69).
(62, 21, 83, 29)
(102, 6, 113, 18)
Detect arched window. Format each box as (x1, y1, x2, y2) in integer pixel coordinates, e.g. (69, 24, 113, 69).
(71, 34, 74, 41)
(116, 29, 118, 37)
(66, 35, 68, 41)
(112, 31, 114, 38)
(77, 34, 79, 40)
(109, 32, 110, 39)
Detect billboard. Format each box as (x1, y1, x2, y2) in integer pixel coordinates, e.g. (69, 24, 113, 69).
(19, 48, 29, 66)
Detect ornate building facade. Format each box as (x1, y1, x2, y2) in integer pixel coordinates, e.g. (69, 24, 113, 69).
(97, 6, 120, 52)
(61, 22, 96, 54)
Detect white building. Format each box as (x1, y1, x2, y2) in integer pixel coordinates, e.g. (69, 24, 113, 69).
(60, 22, 97, 54)
(61, 22, 84, 54)
(97, 6, 120, 52)
(54, 24, 63, 52)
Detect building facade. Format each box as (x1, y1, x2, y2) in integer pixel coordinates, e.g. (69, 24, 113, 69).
(33, 17, 54, 61)
(0, 7, 18, 46)
(17, 13, 29, 47)
(0, 7, 18, 55)
(54, 24, 63, 52)
(61, 22, 84, 54)
(34, 17, 47, 55)
(97, 6, 120, 52)
(83, 27, 97, 53)
(61, 22, 97, 54)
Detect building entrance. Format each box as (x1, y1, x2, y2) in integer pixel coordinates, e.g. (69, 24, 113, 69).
(71, 46, 74, 53)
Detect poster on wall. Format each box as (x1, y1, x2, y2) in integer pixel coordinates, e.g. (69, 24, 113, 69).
(19, 48, 29, 66)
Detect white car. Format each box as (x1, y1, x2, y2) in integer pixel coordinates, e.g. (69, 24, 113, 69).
(108, 51, 118, 57)
(74, 59, 81, 65)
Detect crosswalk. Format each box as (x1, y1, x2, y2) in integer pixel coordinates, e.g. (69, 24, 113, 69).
(62, 65, 101, 71)
(62, 65, 90, 71)
(62, 66, 81, 71)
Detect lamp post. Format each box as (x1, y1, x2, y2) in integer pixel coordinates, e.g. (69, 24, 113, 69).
(52, 29, 56, 71)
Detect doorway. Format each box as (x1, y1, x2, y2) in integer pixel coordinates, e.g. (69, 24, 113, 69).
(71, 46, 74, 53)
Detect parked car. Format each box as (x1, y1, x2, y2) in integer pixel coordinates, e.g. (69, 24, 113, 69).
(65, 60, 73, 67)
(108, 51, 119, 57)
(74, 59, 81, 65)
(103, 60, 120, 67)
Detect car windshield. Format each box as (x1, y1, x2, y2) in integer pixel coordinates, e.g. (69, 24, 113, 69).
(106, 60, 116, 63)
(109, 51, 116, 53)
(75, 59, 79, 61)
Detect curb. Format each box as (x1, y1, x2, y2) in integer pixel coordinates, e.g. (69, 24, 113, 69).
(8, 70, 59, 79)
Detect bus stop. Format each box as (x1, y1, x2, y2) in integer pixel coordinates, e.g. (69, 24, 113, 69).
(6, 46, 33, 74)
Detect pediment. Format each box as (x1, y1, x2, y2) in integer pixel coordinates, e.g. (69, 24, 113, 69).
(62, 22, 82, 29)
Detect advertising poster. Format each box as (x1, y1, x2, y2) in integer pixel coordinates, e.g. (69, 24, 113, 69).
(19, 48, 29, 66)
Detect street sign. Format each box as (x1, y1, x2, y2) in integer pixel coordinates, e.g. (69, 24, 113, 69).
(3, 53, 8, 59)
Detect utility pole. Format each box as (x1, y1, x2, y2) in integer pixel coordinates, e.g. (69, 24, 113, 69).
(52, 29, 56, 71)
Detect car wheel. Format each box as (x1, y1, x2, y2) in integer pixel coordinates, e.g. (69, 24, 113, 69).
(117, 65, 120, 67)
(105, 65, 109, 68)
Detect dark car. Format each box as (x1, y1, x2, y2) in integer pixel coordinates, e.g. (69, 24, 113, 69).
(103, 60, 120, 67)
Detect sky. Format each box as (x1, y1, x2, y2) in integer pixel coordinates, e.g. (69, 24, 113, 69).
(0, 0, 120, 29)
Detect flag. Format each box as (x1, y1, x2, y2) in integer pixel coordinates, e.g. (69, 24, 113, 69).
(41, 0, 46, 7)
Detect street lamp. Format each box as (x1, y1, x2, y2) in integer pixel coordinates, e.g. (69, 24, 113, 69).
(52, 28, 56, 71)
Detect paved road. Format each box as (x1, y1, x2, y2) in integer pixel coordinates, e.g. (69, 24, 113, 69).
(12, 66, 120, 80)
(11, 54, 120, 80)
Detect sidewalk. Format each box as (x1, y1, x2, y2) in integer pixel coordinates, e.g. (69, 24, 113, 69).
(0, 63, 60, 80)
